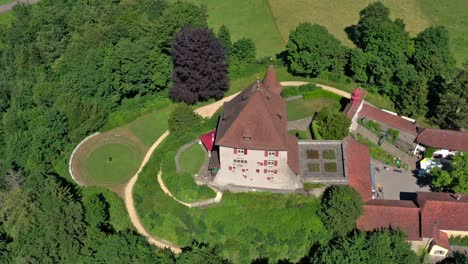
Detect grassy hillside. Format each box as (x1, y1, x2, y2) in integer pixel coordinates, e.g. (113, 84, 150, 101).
(187, 0, 466, 64)
(188, 0, 284, 58)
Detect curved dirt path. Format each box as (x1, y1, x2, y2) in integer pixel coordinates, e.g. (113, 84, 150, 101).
(123, 81, 350, 252)
(123, 92, 240, 252)
(0, 0, 41, 14)
(281, 81, 351, 98)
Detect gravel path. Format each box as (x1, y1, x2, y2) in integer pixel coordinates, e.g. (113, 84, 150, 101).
(0, 0, 40, 14)
(287, 116, 313, 131)
(280, 81, 351, 99)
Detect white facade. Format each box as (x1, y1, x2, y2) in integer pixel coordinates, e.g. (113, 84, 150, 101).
(213, 146, 301, 190)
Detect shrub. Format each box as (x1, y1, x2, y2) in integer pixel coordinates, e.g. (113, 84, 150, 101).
(364, 120, 380, 133)
(387, 128, 399, 144)
(315, 108, 351, 140)
(306, 149, 320, 159)
(324, 163, 337, 172)
(289, 129, 311, 140)
(303, 182, 325, 190)
(168, 104, 202, 137)
(308, 163, 320, 172)
(449, 236, 468, 247)
(320, 186, 363, 237)
(311, 121, 323, 140)
(282, 83, 318, 97)
(323, 150, 336, 160)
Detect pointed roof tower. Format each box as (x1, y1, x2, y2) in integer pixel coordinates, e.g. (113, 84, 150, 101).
(262, 65, 282, 95)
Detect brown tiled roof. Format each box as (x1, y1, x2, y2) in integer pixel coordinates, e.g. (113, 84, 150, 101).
(263, 65, 282, 95)
(359, 104, 418, 135)
(345, 88, 366, 119)
(215, 66, 288, 150)
(415, 128, 468, 151)
(416, 192, 468, 237)
(287, 135, 299, 174)
(432, 229, 450, 250)
(345, 136, 372, 201)
(357, 199, 421, 240)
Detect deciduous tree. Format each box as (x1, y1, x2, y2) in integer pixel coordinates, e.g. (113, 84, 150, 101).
(320, 186, 363, 237)
(314, 108, 351, 140)
(285, 23, 344, 77)
(170, 26, 228, 104)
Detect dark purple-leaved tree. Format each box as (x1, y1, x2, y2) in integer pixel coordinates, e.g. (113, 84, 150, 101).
(170, 26, 228, 104)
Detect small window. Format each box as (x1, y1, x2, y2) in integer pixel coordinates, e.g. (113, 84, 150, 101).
(267, 161, 274, 166)
(244, 137, 251, 141)
(256, 169, 260, 173)
(268, 151, 276, 157)
(237, 149, 245, 154)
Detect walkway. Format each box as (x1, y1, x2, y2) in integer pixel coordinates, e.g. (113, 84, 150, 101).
(0, 0, 40, 14)
(356, 125, 418, 170)
(287, 116, 313, 131)
(73, 81, 352, 253)
(123, 93, 239, 253)
(280, 81, 351, 99)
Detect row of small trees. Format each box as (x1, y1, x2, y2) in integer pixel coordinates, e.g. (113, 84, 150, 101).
(284, 2, 467, 129)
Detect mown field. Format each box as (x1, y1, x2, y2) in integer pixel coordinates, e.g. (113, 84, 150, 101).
(186, 0, 467, 65)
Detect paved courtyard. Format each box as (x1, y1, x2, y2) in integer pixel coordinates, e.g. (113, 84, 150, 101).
(373, 159, 430, 200)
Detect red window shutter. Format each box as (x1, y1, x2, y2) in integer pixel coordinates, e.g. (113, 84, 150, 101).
(264, 160, 267, 166)
(234, 148, 237, 154)
(275, 151, 279, 157)
(244, 149, 248, 155)
(264, 169, 267, 173)
(274, 161, 278, 166)
(274, 170, 278, 174)
(264, 150, 268, 157)
(228, 166, 232, 170)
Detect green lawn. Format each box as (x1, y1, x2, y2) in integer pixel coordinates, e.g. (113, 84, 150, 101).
(0, 0, 14, 5)
(81, 141, 142, 185)
(0, 11, 14, 27)
(356, 134, 408, 168)
(286, 90, 342, 121)
(128, 104, 175, 147)
(184, 0, 284, 58)
(179, 143, 205, 175)
(288, 129, 311, 140)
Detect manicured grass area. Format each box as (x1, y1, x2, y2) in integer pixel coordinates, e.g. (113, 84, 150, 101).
(288, 129, 311, 140)
(127, 104, 175, 147)
(179, 143, 205, 175)
(323, 150, 336, 160)
(285, 88, 343, 122)
(0, 11, 14, 27)
(303, 182, 325, 190)
(308, 163, 320, 172)
(324, 162, 337, 173)
(187, 0, 284, 58)
(81, 141, 142, 185)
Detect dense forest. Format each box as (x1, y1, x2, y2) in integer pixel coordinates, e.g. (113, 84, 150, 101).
(0, 0, 465, 263)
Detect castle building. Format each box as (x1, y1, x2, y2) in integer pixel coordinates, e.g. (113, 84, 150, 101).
(208, 66, 301, 190)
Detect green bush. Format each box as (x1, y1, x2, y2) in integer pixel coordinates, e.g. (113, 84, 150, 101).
(288, 129, 311, 140)
(168, 104, 202, 137)
(449, 236, 468, 247)
(314, 108, 351, 140)
(303, 182, 325, 190)
(364, 120, 381, 133)
(387, 128, 399, 144)
(311, 121, 323, 140)
(282, 83, 318, 97)
(356, 134, 408, 168)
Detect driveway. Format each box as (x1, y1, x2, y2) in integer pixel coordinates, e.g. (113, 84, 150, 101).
(372, 159, 430, 200)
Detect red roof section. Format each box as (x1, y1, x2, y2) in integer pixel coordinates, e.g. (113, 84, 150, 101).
(359, 104, 418, 136)
(345, 136, 372, 201)
(199, 129, 216, 152)
(287, 135, 299, 174)
(215, 66, 288, 150)
(432, 229, 450, 250)
(417, 192, 468, 237)
(351, 88, 365, 105)
(416, 128, 468, 151)
(357, 199, 421, 240)
(263, 65, 282, 95)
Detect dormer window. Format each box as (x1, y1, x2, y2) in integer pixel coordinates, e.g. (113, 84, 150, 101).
(244, 137, 251, 141)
